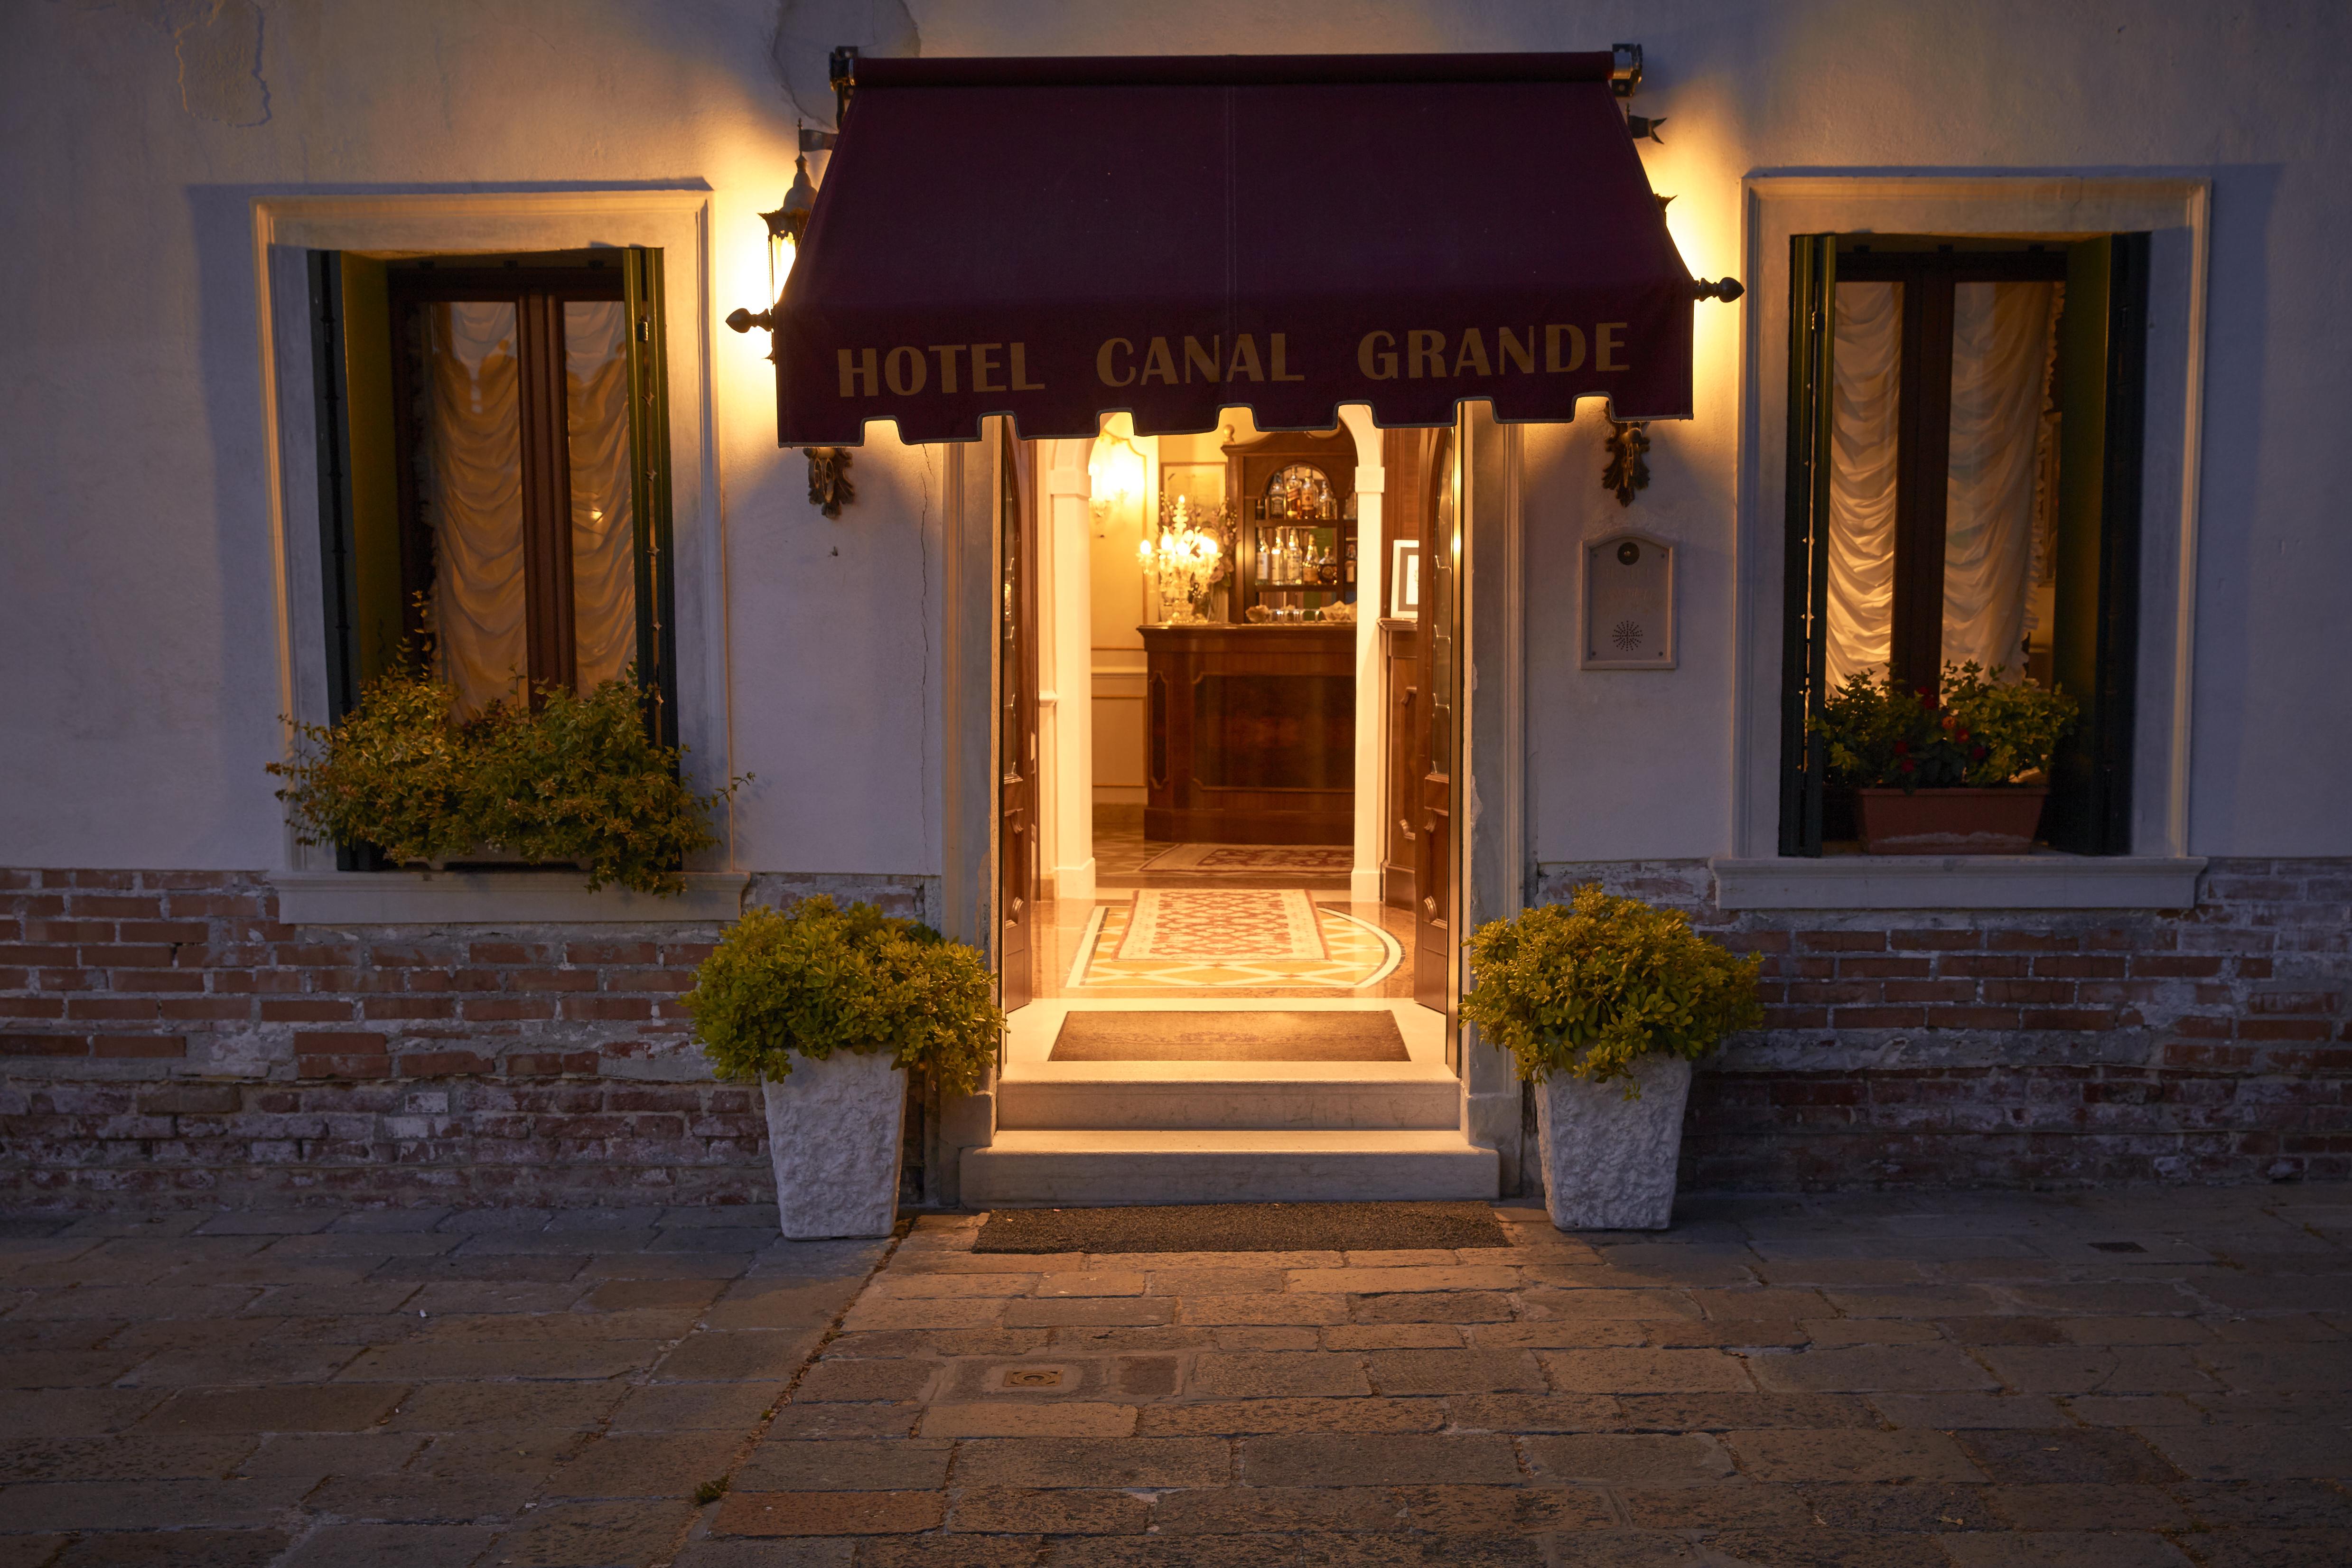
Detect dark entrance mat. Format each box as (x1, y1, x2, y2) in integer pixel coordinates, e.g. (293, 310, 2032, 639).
(1050, 1010, 1409, 1062)
(973, 1201, 1507, 1254)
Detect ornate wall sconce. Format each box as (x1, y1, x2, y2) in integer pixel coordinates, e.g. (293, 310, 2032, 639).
(727, 140, 846, 517)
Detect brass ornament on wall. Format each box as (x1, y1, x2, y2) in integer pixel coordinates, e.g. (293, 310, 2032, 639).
(805, 447, 854, 518)
(1603, 419, 1651, 507)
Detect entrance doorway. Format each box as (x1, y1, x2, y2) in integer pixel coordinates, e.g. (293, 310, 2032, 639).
(966, 406, 1489, 1205)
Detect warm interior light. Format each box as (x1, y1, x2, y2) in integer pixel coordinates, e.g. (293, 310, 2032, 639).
(1089, 429, 1147, 516)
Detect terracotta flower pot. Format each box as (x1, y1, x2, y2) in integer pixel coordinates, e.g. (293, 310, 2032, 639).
(1856, 786, 2049, 855)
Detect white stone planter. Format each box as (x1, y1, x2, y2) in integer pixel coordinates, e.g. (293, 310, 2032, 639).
(1534, 1055, 1693, 1231)
(760, 1050, 907, 1240)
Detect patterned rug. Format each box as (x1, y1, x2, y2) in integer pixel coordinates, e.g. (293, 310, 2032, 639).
(1138, 843, 1358, 875)
(1116, 890, 1325, 962)
(1070, 894, 1403, 991)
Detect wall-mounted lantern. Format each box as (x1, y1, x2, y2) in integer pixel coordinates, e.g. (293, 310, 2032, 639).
(726, 139, 837, 516)
(724, 152, 817, 338)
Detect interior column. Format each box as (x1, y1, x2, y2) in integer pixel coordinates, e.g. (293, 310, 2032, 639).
(1341, 405, 1386, 905)
(1043, 449, 1096, 905)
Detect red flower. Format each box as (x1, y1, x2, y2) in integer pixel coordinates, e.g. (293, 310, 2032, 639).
(1892, 740, 1909, 756)
(1896, 758, 1916, 774)
(1953, 726, 1970, 743)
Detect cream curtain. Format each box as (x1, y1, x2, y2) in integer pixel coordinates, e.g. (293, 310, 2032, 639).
(564, 300, 637, 691)
(1942, 280, 2060, 675)
(421, 302, 526, 718)
(1824, 281, 1903, 688)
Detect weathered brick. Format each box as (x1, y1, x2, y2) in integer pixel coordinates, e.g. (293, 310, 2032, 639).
(1, 1033, 89, 1056)
(93, 1036, 187, 1059)
(397, 1051, 495, 1077)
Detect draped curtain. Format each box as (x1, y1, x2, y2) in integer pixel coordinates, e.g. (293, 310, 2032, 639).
(417, 296, 639, 717)
(1823, 278, 2060, 688)
(563, 301, 637, 692)
(422, 302, 526, 718)
(1824, 281, 1902, 688)
(1942, 281, 2060, 675)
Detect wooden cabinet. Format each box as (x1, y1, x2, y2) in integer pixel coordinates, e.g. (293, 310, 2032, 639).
(1380, 618, 1420, 908)
(1224, 429, 1360, 621)
(1143, 623, 1353, 845)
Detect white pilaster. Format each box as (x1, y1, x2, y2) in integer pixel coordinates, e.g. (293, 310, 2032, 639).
(1043, 451, 1096, 906)
(1340, 406, 1386, 907)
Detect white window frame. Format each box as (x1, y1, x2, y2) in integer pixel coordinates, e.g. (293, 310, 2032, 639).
(249, 191, 741, 924)
(1717, 177, 2211, 911)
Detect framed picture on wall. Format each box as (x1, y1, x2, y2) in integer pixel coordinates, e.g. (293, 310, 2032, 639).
(1159, 461, 1223, 514)
(1390, 539, 1421, 618)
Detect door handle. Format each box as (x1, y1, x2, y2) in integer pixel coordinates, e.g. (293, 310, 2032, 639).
(1398, 817, 1416, 842)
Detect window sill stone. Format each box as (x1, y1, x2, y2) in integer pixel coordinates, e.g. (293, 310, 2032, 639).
(271, 870, 748, 926)
(1708, 855, 2206, 911)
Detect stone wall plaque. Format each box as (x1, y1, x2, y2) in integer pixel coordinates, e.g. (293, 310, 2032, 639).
(1582, 531, 1675, 670)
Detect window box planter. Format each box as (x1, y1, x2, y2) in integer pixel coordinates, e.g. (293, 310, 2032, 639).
(762, 1051, 907, 1239)
(1857, 786, 2048, 855)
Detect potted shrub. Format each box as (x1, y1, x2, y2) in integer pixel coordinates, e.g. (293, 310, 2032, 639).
(1463, 887, 1763, 1231)
(271, 669, 736, 895)
(686, 897, 1001, 1239)
(1818, 662, 2080, 854)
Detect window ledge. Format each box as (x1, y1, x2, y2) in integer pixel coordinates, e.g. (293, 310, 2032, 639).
(271, 870, 748, 926)
(1709, 855, 2206, 911)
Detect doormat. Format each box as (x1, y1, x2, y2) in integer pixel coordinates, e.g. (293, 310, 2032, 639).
(1049, 1009, 1409, 1062)
(1139, 843, 1357, 875)
(1115, 889, 1325, 962)
(974, 1201, 1507, 1254)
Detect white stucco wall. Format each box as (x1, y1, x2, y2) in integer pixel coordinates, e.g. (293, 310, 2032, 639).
(3, 0, 2345, 875)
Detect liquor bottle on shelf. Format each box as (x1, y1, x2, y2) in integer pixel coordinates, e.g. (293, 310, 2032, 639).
(1344, 538, 1357, 584)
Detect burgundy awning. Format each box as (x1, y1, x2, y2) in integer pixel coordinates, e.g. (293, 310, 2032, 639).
(774, 52, 1695, 446)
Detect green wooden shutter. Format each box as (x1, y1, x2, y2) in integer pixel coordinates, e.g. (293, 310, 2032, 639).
(622, 248, 680, 749)
(1778, 234, 1838, 857)
(2046, 234, 2149, 855)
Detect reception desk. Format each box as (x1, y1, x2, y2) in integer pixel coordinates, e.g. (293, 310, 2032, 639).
(1141, 623, 1354, 845)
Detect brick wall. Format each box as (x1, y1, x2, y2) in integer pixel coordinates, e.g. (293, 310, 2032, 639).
(1535, 858, 2352, 1191)
(9, 862, 2347, 1207)
(0, 869, 931, 1211)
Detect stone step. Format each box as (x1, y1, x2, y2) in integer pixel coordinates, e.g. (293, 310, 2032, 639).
(995, 1061, 1461, 1131)
(960, 1129, 1500, 1206)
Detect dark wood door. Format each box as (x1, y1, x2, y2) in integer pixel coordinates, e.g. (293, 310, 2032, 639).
(1381, 619, 1420, 908)
(1412, 429, 1459, 1015)
(997, 427, 1038, 1011)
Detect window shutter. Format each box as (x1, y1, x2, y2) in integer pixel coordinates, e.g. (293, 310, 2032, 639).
(622, 248, 679, 749)
(2045, 234, 2148, 855)
(308, 251, 361, 722)
(1779, 234, 1838, 857)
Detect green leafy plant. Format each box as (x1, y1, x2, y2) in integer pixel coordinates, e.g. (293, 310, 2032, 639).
(1817, 662, 2079, 794)
(1461, 887, 1764, 1095)
(269, 669, 737, 896)
(684, 897, 1002, 1095)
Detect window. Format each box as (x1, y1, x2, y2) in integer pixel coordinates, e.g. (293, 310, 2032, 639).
(1780, 233, 2147, 857)
(307, 249, 676, 740)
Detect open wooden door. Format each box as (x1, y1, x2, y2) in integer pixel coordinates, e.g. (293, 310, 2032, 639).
(997, 425, 1039, 1011)
(1412, 427, 1460, 1017)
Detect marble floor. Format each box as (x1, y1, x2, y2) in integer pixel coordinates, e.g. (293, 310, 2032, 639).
(1026, 893, 1419, 1004)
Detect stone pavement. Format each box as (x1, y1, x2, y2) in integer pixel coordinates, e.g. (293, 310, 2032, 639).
(0, 1190, 2348, 1566)
(0, 1204, 885, 1567)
